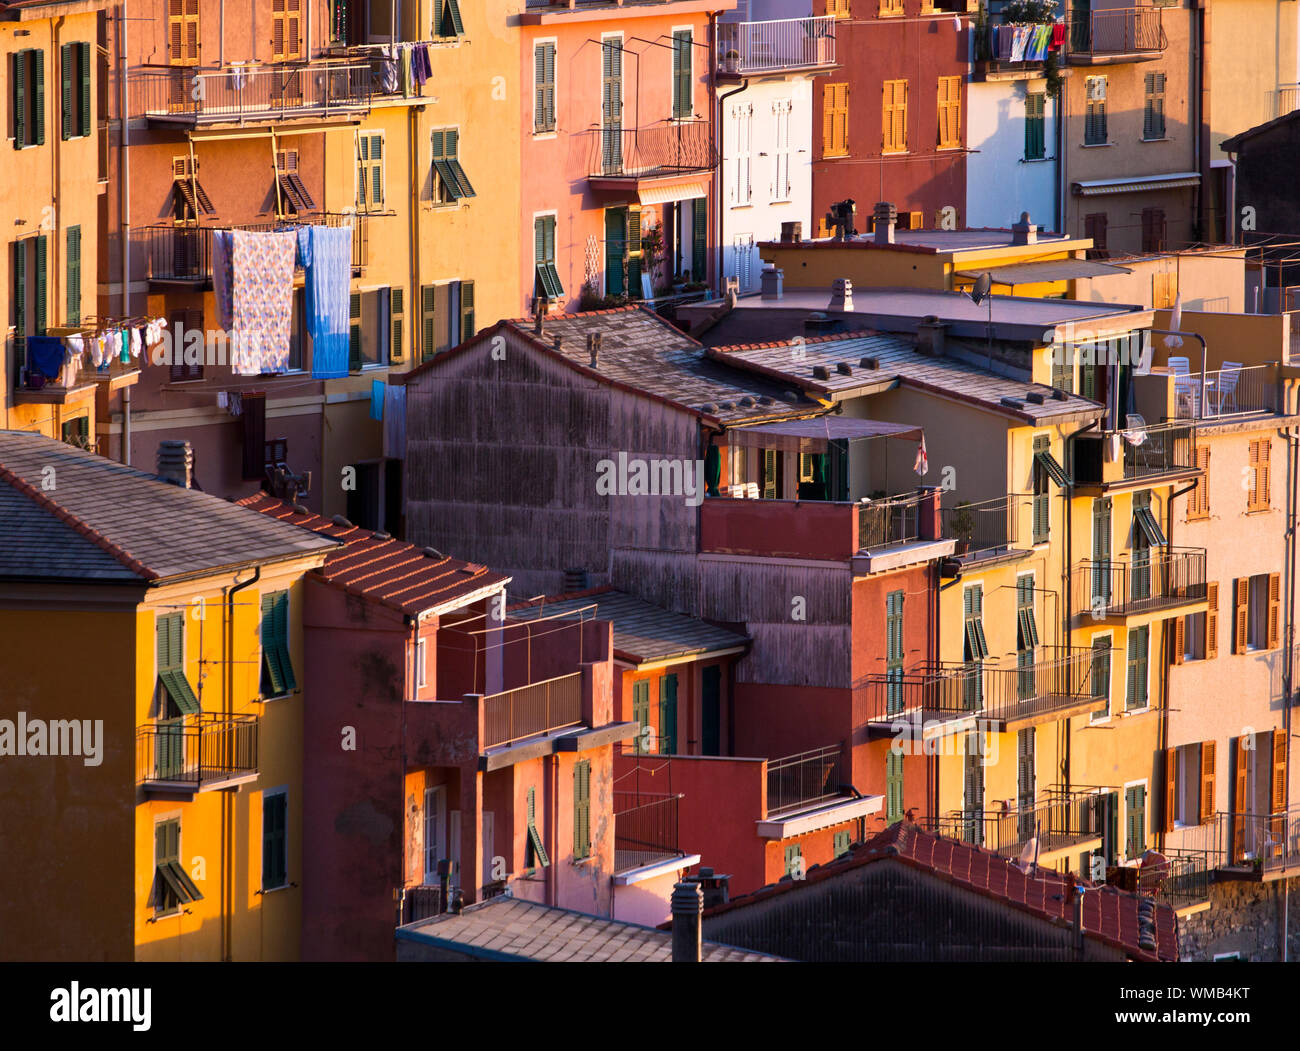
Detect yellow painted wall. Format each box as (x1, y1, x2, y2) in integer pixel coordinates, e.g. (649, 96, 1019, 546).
(1207, 0, 1300, 159)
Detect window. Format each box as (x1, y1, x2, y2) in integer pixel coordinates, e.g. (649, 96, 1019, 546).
(11, 49, 45, 149)
(632, 680, 651, 753)
(65, 224, 81, 326)
(1164, 742, 1214, 830)
(61, 416, 89, 446)
(822, 82, 849, 158)
(170, 156, 215, 221)
(604, 205, 642, 296)
(534, 215, 563, 301)
(783, 842, 803, 877)
(882, 79, 907, 153)
(151, 818, 202, 915)
(886, 589, 904, 715)
(937, 76, 961, 149)
(1084, 76, 1107, 145)
(1143, 73, 1166, 140)
(262, 789, 288, 890)
(1090, 634, 1112, 720)
(351, 288, 391, 369)
(1141, 207, 1167, 253)
(260, 590, 296, 697)
(963, 584, 988, 709)
(1176, 611, 1207, 663)
(573, 760, 591, 860)
(167, 0, 199, 66)
(772, 99, 793, 200)
(1248, 439, 1271, 511)
(833, 829, 852, 856)
(1051, 345, 1074, 393)
(357, 132, 384, 211)
(1031, 435, 1051, 542)
(431, 128, 475, 204)
(1017, 728, 1036, 838)
(275, 149, 315, 216)
(417, 638, 427, 688)
(436, 0, 464, 38)
(418, 279, 473, 360)
(1016, 575, 1038, 699)
(886, 750, 904, 824)
(287, 287, 309, 371)
(828, 0, 853, 16)
(1126, 626, 1149, 711)
(168, 307, 203, 382)
(1187, 446, 1210, 519)
(878, 0, 901, 14)
(1024, 91, 1046, 160)
(1125, 784, 1146, 859)
(156, 611, 201, 717)
(1084, 213, 1108, 260)
(1235, 573, 1280, 652)
(271, 0, 302, 62)
(963, 746, 984, 843)
(525, 785, 549, 869)
(732, 102, 753, 205)
(658, 672, 678, 754)
(534, 42, 556, 133)
(601, 38, 623, 172)
(60, 42, 91, 141)
(672, 30, 693, 119)
(761, 447, 782, 499)
(423, 786, 446, 881)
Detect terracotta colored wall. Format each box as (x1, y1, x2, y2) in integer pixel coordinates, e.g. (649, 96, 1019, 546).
(700, 497, 859, 560)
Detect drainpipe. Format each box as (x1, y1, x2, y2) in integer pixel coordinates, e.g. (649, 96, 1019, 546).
(1282, 423, 1298, 961)
(118, 0, 131, 463)
(224, 566, 260, 961)
(1064, 418, 1100, 791)
(1158, 480, 1199, 851)
(715, 22, 750, 297)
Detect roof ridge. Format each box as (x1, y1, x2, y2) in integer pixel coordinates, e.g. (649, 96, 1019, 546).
(711, 329, 883, 354)
(0, 460, 158, 580)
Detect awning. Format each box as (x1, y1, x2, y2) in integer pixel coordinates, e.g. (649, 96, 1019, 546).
(727, 416, 923, 454)
(637, 181, 708, 206)
(955, 258, 1132, 285)
(1072, 172, 1201, 197)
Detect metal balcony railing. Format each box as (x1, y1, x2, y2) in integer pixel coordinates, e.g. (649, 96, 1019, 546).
(1173, 364, 1280, 419)
(396, 885, 442, 925)
(1073, 547, 1207, 617)
(942, 494, 1022, 559)
(589, 119, 718, 179)
(482, 672, 583, 749)
(716, 16, 836, 75)
(132, 59, 372, 122)
(1120, 420, 1197, 478)
(858, 491, 925, 551)
(1067, 8, 1166, 56)
(137, 714, 259, 788)
(766, 744, 845, 817)
(928, 787, 1107, 857)
(1277, 84, 1300, 119)
(614, 793, 682, 871)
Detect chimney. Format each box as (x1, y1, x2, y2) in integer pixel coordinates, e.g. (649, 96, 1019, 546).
(780, 220, 802, 243)
(694, 867, 731, 909)
(915, 315, 947, 357)
(157, 439, 194, 489)
(552, 334, 563, 351)
(760, 264, 783, 301)
(828, 277, 854, 312)
(670, 880, 703, 963)
(586, 331, 602, 367)
(1012, 211, 1038, 246)
(724, 275, 740, 307)
(873, 201, 898, 245)
(532, 297, 545, 334)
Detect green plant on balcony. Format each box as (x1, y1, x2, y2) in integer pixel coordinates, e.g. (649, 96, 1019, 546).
(579, 280, 630, 311)
(1001, 0, 1057, 22)
(950, 500, 976, 552)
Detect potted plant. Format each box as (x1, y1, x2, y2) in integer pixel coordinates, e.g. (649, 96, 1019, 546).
(950, 500, 976, 554)
(723, 48, 740, 73)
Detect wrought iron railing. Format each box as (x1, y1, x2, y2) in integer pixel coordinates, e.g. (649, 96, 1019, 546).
(137, 713, 259, 787)
(589, 119, 718, 178)
(132, 59, 372, 122)
(1073, 547, 1207, 617)
(929, 787, 1106, 858)
(716, 16, 836, 75)
(396, 885, 442, 925)
(1067, 8, 1166, 55)
(858, 491, 924, 550)
(942, 494, 1021, 559)
(482, 672, 583, 749)
(766, 744, 844, 817)
(614, 793, 682, 870)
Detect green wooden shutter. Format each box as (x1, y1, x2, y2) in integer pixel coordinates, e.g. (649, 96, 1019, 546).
(691, 198, 707, 282)
(573, 760, 591, 859)
(1092, 497, 1112, 604)
(66, 225, 81, 325)
(13, 51, 25, 149)
(659, 673, 678, 754)
(33, 49, 45, 146)
(886, 750, 904, 823)
(60, 43, 72, 140)
(263, 792, 288, 889)
(459, 280, 475, 340)
(673, 30, 692, 119)
(348, 291, 362, 370)
(1126, 785, 1145, 858)
(783, 842, 802, 877)
(701, 666, 720, 755)
(79, 42, 91, 138)
(604, 207, 625, 296)
(626, 206, 642, 295)
(526, 785, 549, 867)
(390, 286, 404, 362)
(420, 284, 436, 361)
(632, 680, 650, 752)
(33, 234, 47, 335)
(12, 241, 25, 362)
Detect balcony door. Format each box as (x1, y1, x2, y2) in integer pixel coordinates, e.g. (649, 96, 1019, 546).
(422, 785, 447, 885)
(1017, 729, 1036, 842)
(1091, 497, 1112, 606)
(1070, 0, 1091, 51)
(601, 39, 623, 175)
(1131, 492, 1153, 601)
(963, 745, 984, 845)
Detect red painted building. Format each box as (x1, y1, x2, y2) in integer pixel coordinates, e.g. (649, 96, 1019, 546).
(811, 0, 973, 234)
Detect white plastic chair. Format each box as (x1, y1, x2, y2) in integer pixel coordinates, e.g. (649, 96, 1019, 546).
(1168, 356, 1196, 417)
(1215, 362, 1243, 414)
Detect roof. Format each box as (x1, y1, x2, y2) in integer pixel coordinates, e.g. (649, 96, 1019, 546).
(1222, 108, 1300, 152)
(955, 258, 1132, 285)
(237, 493, 509, 617)
(397, 896, 782, 962)
(401, 306, 822, 426)
(767, 228, 1079, 254)
(507, 586, 750, 665)
(704, 822, 1179, 963)
(708, 332, 1105, 424)
(0, 431, 337, 583)
(1072, 172, 1201, 197)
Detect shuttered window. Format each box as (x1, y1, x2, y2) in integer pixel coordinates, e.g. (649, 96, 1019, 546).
(1143, 72, 1166, 140)
(357, 132, 384, 211)
(658, 673, 678, 754)
(1205, 581, 1220, 659)
(885, 751, 904, 824)
(12, 49, 45, 148)
(833, 829, 852, 856)
(169, 307, 203, 382)
(1199, 741, 1217, 825)
(828, 0, 853, 15)
(12, 240, 26, 366)
(348, 291, 362, 371)
(275, 149, 315, 215)
(390, 287, 405, 362)
(1084, 77, 1107, 145)
(420, 284, 436, 361)
(672, 30, 693, 119)
(885, 589, 905, 716)
(60, 42, 91, 140)
(459, 280, 475, 340)
(431, 128, 475, 203)
(691, 198, 707, 283)
(534, 215, 563, 299)
(1031, 435, 1051, 543)
(783, 842, 802, 877)
(1090, 635, 1112, 720)
(156, 611, 201, 716)
(1125, 784, 1146, 860)
(963, 584, 989, 661)
(33, 233, 47, 338)
(601, 39, 623, 173)
(1141, 207, 1167, 253)
(632, 680, 651, 753)
(151, 818, 202, 914)
(1188, 446, 1210, 519)
(882, 79, 907, 153)
(534, 42, 556, 133)
(1016, 575, 1038, 700)
(65, 225, 81, 326)
(822, 82, 849, 158)
(271, 0, 303, 62)
(167, 0, 200, 66)
(525, 786, 549, 869)
(260, 590, 297, 697)
(1248, 439, 1271, 511)
(1024, 91, 1045, 160)
(436, 0, 464, 38)
(573, 760, 591, 859)
(262, 791, 288, 890)
(878, 0, 901, 14)
(1084, 212, 1108, 260)
(937, 75, 960, 148)
(1126, 626, 1149, 711)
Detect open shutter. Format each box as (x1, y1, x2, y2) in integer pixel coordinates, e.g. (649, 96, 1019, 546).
(626, 205, 642, 295)
(1247, 441, 1261, 508)
(390, 287, 404, 362)
(348, 291, 362, 371)
(1172, 615, 1185, 666)
(1163, 748, 1177, 832)
(79, 42, 91, 138)
(1233, 578, 1248, 654)
(13, 51, 26, 150)
(1199, 741, 1216, 825)
(33, 49, 45, 146)
(33, 234, 47, 335)
(459, 280, 475, 340)
(1268, 572, 1281, 648)
(1273, 729, 1287, 814)
(420, 284, 436, 360)
(1233, 737, 1249, 860)
(60, 43, 73, 140)
(1206, 582, 1219, 659)
(66, 225, 81, 326)
(691, 199, 707, 283)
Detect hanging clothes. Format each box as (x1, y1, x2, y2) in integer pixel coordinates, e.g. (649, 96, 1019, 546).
(411, 44, 432, 90)
(27, 336, 66, 379)
(119, 328, 130, 364)
(370, 379, 385, 421)
(229, 228, 298, 376)
(211, 229, 236, 330)
(383, 383, 406, 459)
(1049, 20, 1066, 51)
(303, 224, 353, 380)
(380, 45, 398, 94)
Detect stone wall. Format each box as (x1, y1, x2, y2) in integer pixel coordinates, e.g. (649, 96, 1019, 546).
(1178, 878, 1300, 961)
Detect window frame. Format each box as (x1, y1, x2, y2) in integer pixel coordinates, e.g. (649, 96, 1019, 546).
(882, 78, 908, 154)
(533, 39, 557, 135)
(1084, 76, 1108, 146)
(261, 787, 289, 892)
(430, 127, 475, 205)
(356, 130, 385, 212)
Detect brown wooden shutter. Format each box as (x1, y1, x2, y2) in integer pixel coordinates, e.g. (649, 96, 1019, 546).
(1268, 572, 1281, 649)
(1173, 615, 1185, 666)
(1163, 748, 1177, 833)
(1199, 741, 1215, 825)
(1272, 729, 1287, 813)
(1234, 578, 1248, 654)
(1259, 439, 1271, 508)
(1233, 736, 1249, 860)
(1205, 581, 1219, 659)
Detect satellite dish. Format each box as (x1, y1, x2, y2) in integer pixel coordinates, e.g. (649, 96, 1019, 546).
(968, 272, 992, 306)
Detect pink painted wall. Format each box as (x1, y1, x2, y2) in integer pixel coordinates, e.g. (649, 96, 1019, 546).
(700, 498, 859, 560)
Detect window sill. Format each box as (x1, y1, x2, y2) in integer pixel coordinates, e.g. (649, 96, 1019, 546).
(258, 882, 293, 896)
(730, 202, 754, 210)
(532, 130, 557, 140)
(1081, 142, 1113, 148)
(1141, 137, 1171, 143)
(822, 152, 850, 160)
(882, 149, 909, 156)
(937, 144, 963, 152)
(1089, 713, 1112, 725)
(1021, 156, 1052, 164)
(258, 691, 295, 703)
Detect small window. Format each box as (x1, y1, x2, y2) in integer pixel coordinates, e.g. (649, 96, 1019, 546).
(533, 42, 556, 134)
(1180, 611, 1207, 662)
(60, 42, 92, 141)
(1024, 92, 1046, 161)
(783, 842, 803, 877)
(882, 79, 907, 153)
(833, 829, 852, 856)
(431, 128, 475, 204)
(822, 82, 849, 158)
(435, 0, 464, 39)
(357, 132, 384, 211)
(1141, 207, 1167, 254)
(151, 818, 202, 915)
(260, 590, 296, 698)
(1084, 213, 1108, 260)
(11, 49, 46, 149)
(1090, 635, 1112, 720)
(262, 789, 288, 891)
(936, 75, 960, 149)
(671, 30, 693, 120)
(1248, 439, 1271, 511)
(1240, 573, 1278, 651)
(1126, 626, 1149, 711)
(170, 156, 216, 221)
(417, 638, 427, 688)
(1143, 73, 1166, 140)
(1084, 76, 1107, 145)
(354, 287, 392, 369)
(534, 215, 563, 299)
(573, 760, 591, 860)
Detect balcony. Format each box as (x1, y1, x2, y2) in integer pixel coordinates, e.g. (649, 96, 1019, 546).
(973, 21, 1053, 82)
(1073, 420, 1199, 489)
(1218, 806, 1300, 879)
(131, 59, 372, 126)
(587, 120, 718, 194)
(941, 493, 1025, 566)
(928, 787, 1107, 859)
(861, 646, 1106, 736)
(1276, 84, 1300, 119)
(614, 792, 684, 872)
(482, 672, 583, 749)
(716, 16, 837, 79)
(137, 714, 259, 795)
(1066, 8, 1167, 64)
(1072, 547, 1207, 620)
(766, 744, 845, 818)
(1172, 364, 1281, 420)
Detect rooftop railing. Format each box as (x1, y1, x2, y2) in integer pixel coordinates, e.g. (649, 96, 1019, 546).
(1172, 363, 1280, 419)
(766, 744, 845, 817)
(614, 793, 682, 870)
(858, 491, 925, 550)
(589, 119, 717, 179)
(942, 494, 1022, 560)
(482, 672, 583, 749)
(716, 16, 836, 75)
(1067, 8, 1166, 57)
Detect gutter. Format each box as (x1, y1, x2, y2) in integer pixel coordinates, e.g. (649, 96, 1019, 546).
(224, 565, 259, 963)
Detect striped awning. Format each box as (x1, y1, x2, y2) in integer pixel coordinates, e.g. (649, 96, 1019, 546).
(637, 181, 708, 206)
(1072, 172, 1201, 197)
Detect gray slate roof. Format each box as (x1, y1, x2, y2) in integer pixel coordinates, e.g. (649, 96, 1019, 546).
(509, 587, 750, 665)
(0, 430, 338, 583)
(507, 307, 822, 424)
(708, 332, 1106, 424)
(398, 896, 782, 962)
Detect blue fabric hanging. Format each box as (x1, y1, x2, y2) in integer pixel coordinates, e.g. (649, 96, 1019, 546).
(27, 336, 66, 379)
(370, 380, 385, 421)
(303, 225, 353, 379)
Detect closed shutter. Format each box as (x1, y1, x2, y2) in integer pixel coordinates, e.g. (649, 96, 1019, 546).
(672, 30, 692, 119)
(1163, 748, 1177, 832)
(1199, 741, 1216, 825)
(61, 43, 73, 141)
(1025, 92, 1045, 160)
(12, 241, 26, 358)
(937, 75, 960, 148)
(420, 284, 436, 361)
(1233, 577, 1248, 654)
(459, 280, 475, 340)
(78, 42, 91, 138)
(1032, 435, 1050, 542)
(1126, 785, 1145, 858)
(1267, 572, 1281, 648)
(66, 225, 81, 326)
(822, 82, 848, 157)
(691, 198, 707, 283)
(33, 49, 45, 146)
(1205, 581, 1219, 658)
(604, 207, 625, 296)
(169, 0, 199, 65)
(659, 673, 678, 754)
(883, 79, 907, 151)
(886, 750, 904, 823)
(390, 287, 404, 362)
(1233, 737, 1249, 859)
(632, 680, 650, 753)
(573, 760, 591, 859)
(13, 50, 26, 149)
(33, 234, 46, 335)
(348, 291, 362, 371)
(526, 785, 549, 868)
(701, 666, 721, 756)
(1173, 614, 1185, 666)
(534, 43, 555, 132)
(1272, 729, 1287, 814)
(626, 205, 642, 295)
(262, 792, 287, 890)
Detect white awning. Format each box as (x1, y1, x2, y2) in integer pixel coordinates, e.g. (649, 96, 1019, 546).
(728, 416, 923, 453)
(1072, 172, 1201, 197)
(637, 181, 709, 206)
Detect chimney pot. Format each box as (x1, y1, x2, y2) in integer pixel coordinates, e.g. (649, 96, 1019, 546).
(586, 331, 601, 367)
(829, 277, 854, 312)
(1012, 211, 1038, 246)
(873, 201, 898, 245)
(670, 880, 703, 963)
(760, 264, 783, 301)
(156, 439, 194, 489)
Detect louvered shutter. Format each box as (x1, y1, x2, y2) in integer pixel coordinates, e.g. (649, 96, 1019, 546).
(348, 291, 362, 371)
(691, 199, 707, 283)
(61, 43, 73, 140)
(66, 225, 81, 326)
(1272, 729, 1287, 814)
(1268, 572, 1281, 648)
(272, 0, 286, 60)
(390, 287, 404, 362)
(33, 234, 46, 335)
(459, 280, 475, 339)
(33, 49, 45, 146)
(626, 206, 642, 294)
(79, 42, 91, 138)
(421, 284, 436, 360)
(1163, 748, 1177, 832)
(13, 51, 26, 150)
(1234, 578, 1248, 654)
(1173, 614, 1185, 666)
(1199, 741, 1216, 824)
(1205, 581, 1219, 659)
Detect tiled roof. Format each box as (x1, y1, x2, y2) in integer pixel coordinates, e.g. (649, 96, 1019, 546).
(398, 896, 782, 962)
(0, 430, 337, 583)
(709, 331, 1105, 424)
(238, 493, 509, 616)
(704, 822, 1178, 963)
(507, 586, 750, 665)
